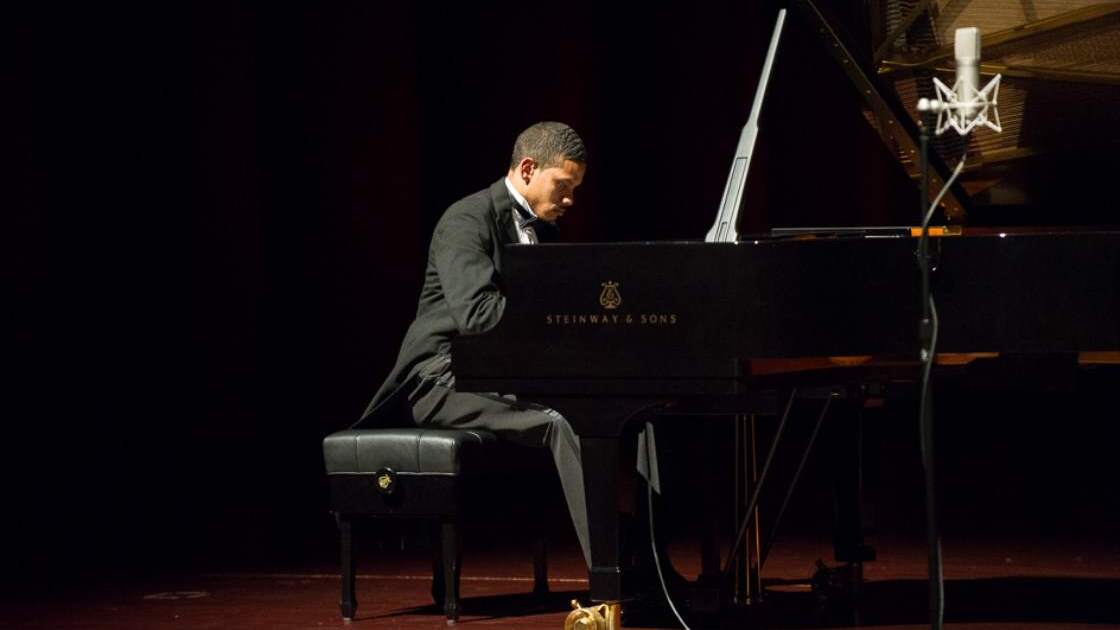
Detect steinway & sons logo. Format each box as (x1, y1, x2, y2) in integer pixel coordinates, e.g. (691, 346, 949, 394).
(545, 281, 679, 326)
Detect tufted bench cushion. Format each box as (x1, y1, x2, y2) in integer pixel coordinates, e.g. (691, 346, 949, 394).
(323, 428, 498, 475)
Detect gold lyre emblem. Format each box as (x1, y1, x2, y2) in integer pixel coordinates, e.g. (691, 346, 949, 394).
(599, 281, 621, 310)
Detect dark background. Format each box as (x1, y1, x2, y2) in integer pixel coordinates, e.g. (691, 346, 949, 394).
(9, 0, 1118, 599)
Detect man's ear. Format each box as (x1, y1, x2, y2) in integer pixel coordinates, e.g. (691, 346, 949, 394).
(518, 158, 537, 185)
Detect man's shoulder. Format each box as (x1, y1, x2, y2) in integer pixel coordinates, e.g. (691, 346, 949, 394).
(445, 186, 493, 217)
(435, 180, 504, 233)
(446, 179, 503, 217)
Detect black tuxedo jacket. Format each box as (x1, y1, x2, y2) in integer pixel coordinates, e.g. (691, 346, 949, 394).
(357, 178, 554, 426)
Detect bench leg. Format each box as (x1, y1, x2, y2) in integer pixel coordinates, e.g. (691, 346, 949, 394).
(441, 517, 461, 622)
(337, 514, 357, 620)
(533, 538, 549, 597)
(431, 520, 445, 606)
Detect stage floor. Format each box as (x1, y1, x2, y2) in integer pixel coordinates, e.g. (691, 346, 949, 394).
(4, 535, 1119, 629)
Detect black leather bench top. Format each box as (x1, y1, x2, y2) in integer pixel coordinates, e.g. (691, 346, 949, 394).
(323, 428, 498, 476)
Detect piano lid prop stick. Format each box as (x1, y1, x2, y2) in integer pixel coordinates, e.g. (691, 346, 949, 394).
(705, 9, 786, 243)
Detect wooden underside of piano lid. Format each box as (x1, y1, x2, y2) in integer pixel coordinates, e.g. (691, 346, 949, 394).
(869, 1, 1120, 216)
(746, 351, 1120, 375)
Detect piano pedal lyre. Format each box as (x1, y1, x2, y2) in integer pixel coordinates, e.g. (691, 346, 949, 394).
(564, 600, 621, 630)
(732, 413, 764, 605)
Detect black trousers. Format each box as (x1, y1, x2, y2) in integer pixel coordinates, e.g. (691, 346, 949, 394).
(408, 353, 591, 567)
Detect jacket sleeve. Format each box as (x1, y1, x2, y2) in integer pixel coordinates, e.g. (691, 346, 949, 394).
(431, 211, 506, 335)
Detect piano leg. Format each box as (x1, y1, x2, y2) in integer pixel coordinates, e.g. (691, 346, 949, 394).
(698, 419, 722, 581)
(580, 435, 623, 602)
(830, 397, 875, 563)
(539, 396, 672, 604)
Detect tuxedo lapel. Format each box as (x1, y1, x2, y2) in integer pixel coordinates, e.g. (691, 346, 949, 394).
(489, 178, 521, 245)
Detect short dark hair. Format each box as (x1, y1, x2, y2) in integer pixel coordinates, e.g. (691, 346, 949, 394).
(509, 121, 587, 169)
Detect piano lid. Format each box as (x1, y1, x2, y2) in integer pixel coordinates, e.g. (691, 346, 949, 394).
(868, 0, 1120, 223)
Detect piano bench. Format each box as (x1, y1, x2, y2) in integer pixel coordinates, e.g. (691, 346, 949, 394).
(322, 428, 549, 622)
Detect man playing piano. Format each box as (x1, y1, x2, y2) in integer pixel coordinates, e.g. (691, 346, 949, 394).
(358, 121, 593, 567)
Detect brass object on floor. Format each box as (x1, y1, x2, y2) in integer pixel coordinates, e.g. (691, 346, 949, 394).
(564, 600, 621, 630)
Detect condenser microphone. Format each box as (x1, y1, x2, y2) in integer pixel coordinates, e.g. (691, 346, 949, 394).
(954, 27, 981, 120)
(916, 26, 1002, 136)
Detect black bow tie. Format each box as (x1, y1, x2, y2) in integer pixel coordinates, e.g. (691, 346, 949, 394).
(513, 203, 542, 230)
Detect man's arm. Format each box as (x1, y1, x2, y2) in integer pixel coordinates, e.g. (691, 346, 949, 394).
(432, 212, 506, 335)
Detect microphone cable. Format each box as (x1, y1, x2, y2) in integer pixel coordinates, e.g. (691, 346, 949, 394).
(918, 155, 964, 630)
(647, 436, 694, 630)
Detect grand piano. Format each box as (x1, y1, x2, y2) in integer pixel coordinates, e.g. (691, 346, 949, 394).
(454, 0, 1120, 609)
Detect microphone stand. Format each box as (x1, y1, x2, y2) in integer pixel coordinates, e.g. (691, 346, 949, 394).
(916, 48, 998, 630)
(917, 115, 944, 630)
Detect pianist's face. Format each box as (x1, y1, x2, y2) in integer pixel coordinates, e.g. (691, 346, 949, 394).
(521, 158, 586, 223)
